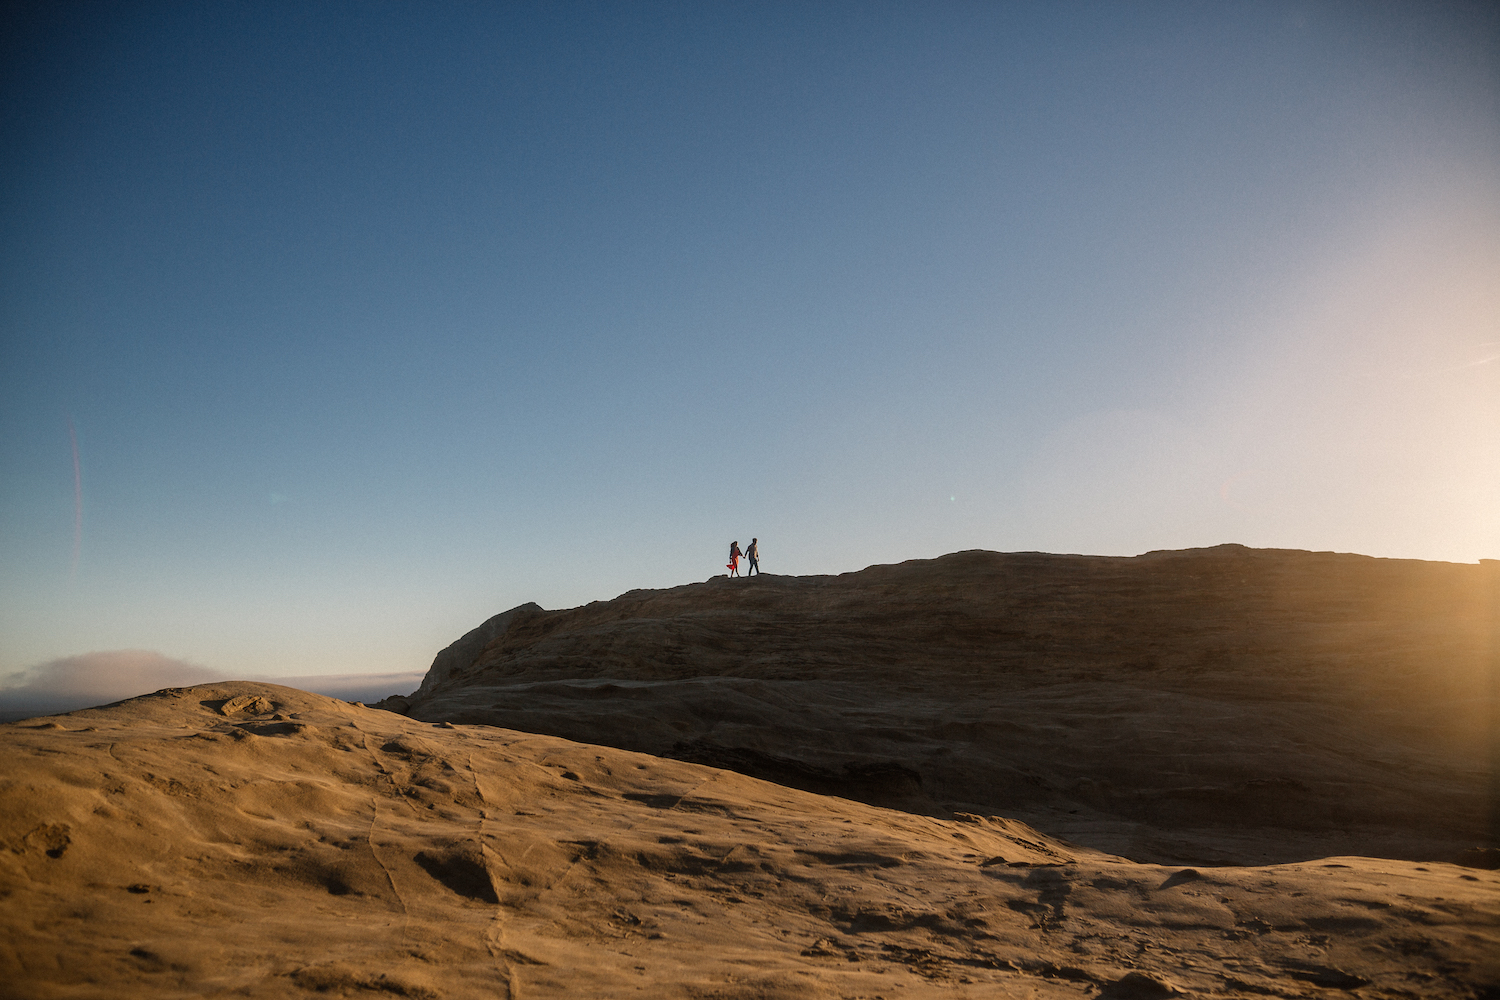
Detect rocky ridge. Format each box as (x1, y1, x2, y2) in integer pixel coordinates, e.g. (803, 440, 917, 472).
(384, 545, 1498, 866)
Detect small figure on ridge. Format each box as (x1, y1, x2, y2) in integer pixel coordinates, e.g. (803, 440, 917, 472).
(728, 540, 742, 577)
(746, 538, 759, 576)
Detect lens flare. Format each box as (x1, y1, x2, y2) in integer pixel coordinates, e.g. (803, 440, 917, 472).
(68, 417, 82, 579)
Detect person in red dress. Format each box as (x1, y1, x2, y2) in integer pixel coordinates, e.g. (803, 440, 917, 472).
(728, 540, 742, 577)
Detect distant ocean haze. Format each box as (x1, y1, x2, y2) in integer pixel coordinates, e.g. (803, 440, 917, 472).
(0, 650, 423, 722)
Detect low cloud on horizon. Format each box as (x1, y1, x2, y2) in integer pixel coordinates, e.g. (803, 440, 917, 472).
(0, 650, 425, 720)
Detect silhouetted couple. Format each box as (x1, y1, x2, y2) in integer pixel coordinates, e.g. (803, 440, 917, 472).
(728, 538, 759, 577)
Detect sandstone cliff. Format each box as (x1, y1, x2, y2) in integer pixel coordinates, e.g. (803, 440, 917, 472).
(389, 545, 1497, 866)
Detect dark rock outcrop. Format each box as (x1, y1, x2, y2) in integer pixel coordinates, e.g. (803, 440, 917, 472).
(398, 546, 1497, 865)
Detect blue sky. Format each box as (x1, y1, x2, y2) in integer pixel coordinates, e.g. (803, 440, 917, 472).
(2, 1, 1497, 685)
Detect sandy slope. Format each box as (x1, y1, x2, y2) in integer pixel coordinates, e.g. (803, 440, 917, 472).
(3, 682, 1498, 999)
(389, 546, 1498, 866)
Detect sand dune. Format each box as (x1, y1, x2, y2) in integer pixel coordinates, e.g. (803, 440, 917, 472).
(4, 681, 1498, 998)
(387, 546, 1498, 866)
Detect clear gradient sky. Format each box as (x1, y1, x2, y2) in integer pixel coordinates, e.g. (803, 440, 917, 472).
(2, 1, 1497, 685)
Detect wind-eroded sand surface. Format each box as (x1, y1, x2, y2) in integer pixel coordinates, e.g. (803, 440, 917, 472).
(393, 546, 1497, 866)
(4, 682, 1498, 999)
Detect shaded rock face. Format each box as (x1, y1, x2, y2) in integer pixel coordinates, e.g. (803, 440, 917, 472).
(398, 546, 1498, 866)
(416, 602, 544, 698)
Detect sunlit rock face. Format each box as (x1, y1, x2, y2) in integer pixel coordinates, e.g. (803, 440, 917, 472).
(4, 681, 1498, 999)
(394, 545, 1496, 866)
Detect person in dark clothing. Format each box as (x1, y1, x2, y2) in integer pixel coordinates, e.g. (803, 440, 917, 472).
(728, 540, 742, 577)
(745, 538, 759, 575)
